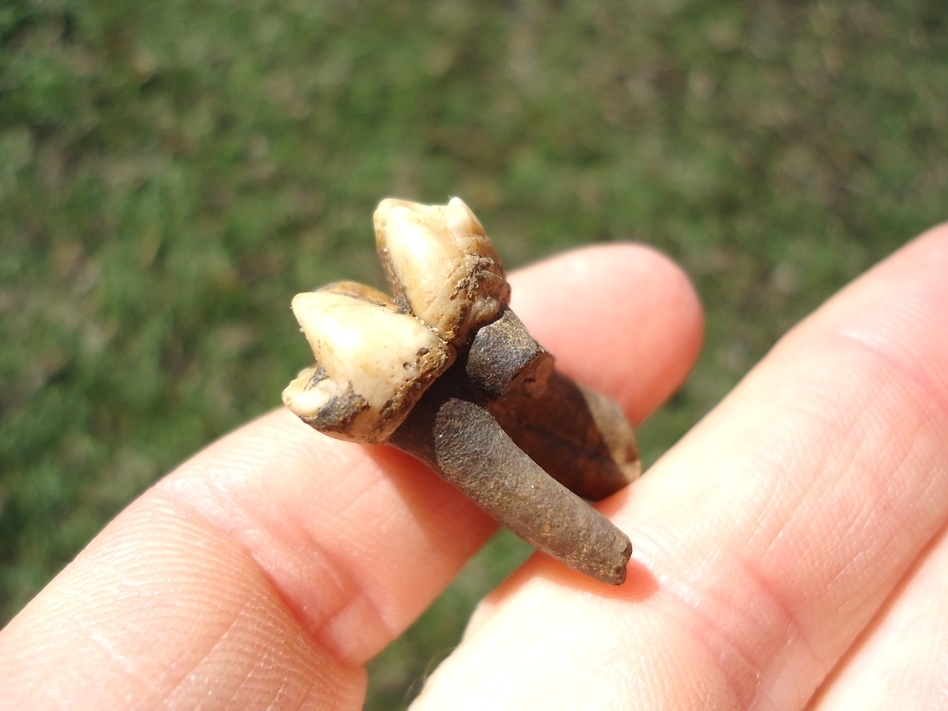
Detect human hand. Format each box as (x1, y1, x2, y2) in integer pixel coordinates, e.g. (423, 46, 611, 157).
(411, 224, 948, 709)
(1, 226, 945, 709)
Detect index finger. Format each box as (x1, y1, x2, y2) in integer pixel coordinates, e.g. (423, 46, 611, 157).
(0, 244, 702, 709)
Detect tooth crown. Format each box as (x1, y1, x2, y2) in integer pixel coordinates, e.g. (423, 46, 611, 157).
(374, 197, 510, 345)
(283, 282, 451, 443)
(283, 198, 509, 442)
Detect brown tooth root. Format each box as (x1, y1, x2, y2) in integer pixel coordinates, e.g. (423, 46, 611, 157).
(389, 369, 632, 586)
(488, 371, 641, 502)
(467, 306, 641, 501)
(464, 306, 555, 401)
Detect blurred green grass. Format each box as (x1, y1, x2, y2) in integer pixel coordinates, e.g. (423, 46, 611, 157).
(1, 0, 945, 706)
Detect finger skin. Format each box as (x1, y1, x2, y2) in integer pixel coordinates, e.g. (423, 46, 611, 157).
(412, 224, 948, 709)
(0, 244, 702, 709)
(0, 495, 366, 709)
(510, 244, 702, 424)
(810, 524, 948, 710)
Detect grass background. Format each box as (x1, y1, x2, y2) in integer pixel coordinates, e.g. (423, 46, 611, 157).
(1, 0, 945, 706)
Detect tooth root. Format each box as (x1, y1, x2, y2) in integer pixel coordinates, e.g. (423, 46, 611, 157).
(389, 369, 632, 586)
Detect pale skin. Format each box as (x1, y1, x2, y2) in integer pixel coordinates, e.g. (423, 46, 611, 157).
(2, 226, 947, 709)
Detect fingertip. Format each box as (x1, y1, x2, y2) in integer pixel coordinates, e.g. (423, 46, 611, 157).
(916, 219, 948, 243)
(509, 243, 704, 422)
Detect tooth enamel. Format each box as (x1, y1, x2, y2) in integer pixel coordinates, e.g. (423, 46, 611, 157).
(282, 282, 451, 443)
(374, 197, 510, 344)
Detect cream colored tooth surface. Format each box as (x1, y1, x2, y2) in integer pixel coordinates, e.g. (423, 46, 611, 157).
(282, 283, 451, 443)
(374, 197, 510, 345)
